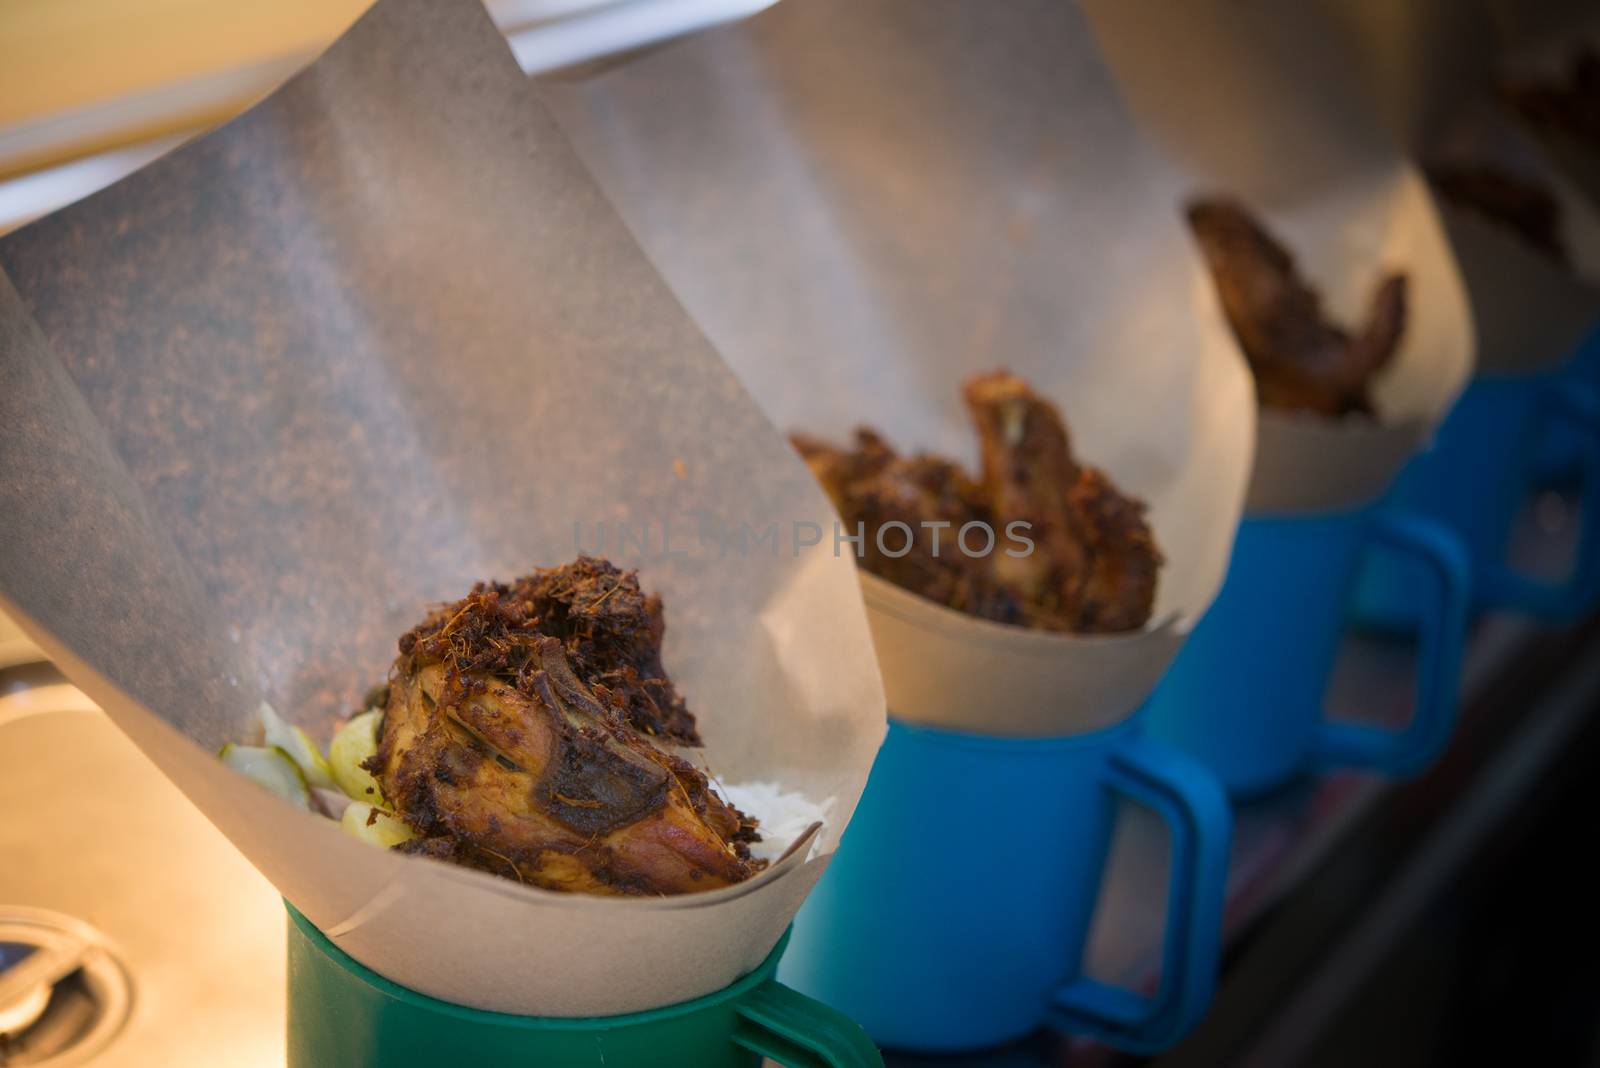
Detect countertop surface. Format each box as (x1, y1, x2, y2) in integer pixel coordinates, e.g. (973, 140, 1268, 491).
(0, 682, 284, 1067)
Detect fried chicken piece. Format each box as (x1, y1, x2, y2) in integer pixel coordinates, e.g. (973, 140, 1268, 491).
(1426, 165, 1567, 264)
(1186, 197, 1407, 417)
(793, 372, 1160, 634)
(1502, 49, 1600, 150)
(963, 373, 1089, 617)
(793, 430, 1026, 625)
(1067, 468, 1165, 633)
(964, 372, 1160, 632)
(791, 428, 898, 506)
(368, 566, 760, 896)
(505, 557, 699, 744)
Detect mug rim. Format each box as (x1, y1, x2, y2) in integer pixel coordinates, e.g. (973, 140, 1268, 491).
(886, 713, 1141, 752)
(286, 901, 786, 1028)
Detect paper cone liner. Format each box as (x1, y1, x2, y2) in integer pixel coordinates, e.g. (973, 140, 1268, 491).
(1485, 0, 1600, 211)
(0, 0, 885, 1016)
(1081, 0, 1477, 515)
(1327, 0, 1600, 375)
(546, 0, 1256, 734)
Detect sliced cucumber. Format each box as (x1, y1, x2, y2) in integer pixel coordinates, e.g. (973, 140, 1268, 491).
(329, 709, 384, 803)
(220, 744, 311, 810)
(340, 801, 416, 849)
(257, 701, 335, 790)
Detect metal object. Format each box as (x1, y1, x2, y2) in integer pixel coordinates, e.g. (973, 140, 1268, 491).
(0, 677, 283, 1067)
(0, 908, 130, 1066)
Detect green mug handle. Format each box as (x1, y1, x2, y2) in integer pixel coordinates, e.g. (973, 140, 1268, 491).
(733, 979, 884, 1068)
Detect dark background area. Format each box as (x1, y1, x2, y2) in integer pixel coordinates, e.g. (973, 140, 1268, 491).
(1151, 615, 1600, 1068)
(881, 606, 1600, 1068)
(1305, 689, 1600, 1068)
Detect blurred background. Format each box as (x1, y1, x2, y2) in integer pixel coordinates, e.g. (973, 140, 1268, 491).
(0, 0, 775, 233)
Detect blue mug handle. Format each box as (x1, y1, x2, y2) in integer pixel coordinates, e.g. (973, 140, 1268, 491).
(1050, 734, 1231, 1053)
(1483, 382, 1600, 621)
(1315, 513, 1470, 775)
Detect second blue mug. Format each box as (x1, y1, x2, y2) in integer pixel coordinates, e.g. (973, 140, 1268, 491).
(1538, 321, 1600, 486)
(779, 716, 1230, 1054)
(1143, 509, 1471, 797)
(1353, 364, 1600, 629)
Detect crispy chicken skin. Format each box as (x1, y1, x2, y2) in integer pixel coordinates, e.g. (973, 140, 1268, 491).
(794, 371, 1161, 633)
(367, 559, 760, 896)
(1186, 197, 1407, 417)
(508, 555, 701, 745)
(1426, 165, 1567, 264)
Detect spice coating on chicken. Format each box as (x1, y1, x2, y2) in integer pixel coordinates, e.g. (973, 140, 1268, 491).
(367, 561, 760, 896)
(1186, 197, 1407, 417)
(794, 371, 1160, 634)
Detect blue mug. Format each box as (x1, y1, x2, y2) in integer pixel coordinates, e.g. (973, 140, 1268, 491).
(779, 717, 1230, 1054)
(1353, 369, 1600, 628)
(1533, 319, 1600, 494)
(1143, 510, 1471, 798)
(1554, 319, 1600, 421)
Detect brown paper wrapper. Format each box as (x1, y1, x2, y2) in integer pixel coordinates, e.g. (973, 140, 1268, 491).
(1080, 0, 1476, 514)
(545, 0, 1257, 735)
(0, 0, 884, 1016)
(1485, 0, 1600, 210)
(1327, 0, 1600, 375)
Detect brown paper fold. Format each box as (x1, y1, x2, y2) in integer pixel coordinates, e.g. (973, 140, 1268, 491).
(1326, 0, 1600, 376)
(546, 0, 1256, 734)
(1080, 0, 1476, 516)
(860, 576, 1185, 738)
(1486, 1, 1600, 210)
(1438, 199, 1600, 375)
(0, 0, 884, 1016)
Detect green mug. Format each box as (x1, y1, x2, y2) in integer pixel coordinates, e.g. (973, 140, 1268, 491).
(286, 904, 881, 1067)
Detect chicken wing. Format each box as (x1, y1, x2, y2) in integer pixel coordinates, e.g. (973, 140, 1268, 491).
(963, 372, 1160, 632)
(794, 371, 1160, 634)
(1186, 197, 1407, 417)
